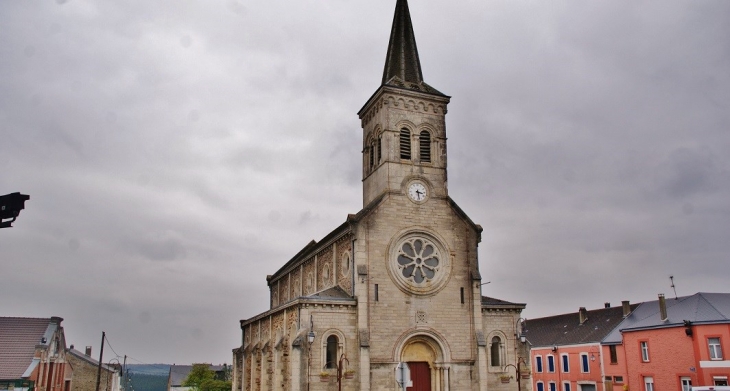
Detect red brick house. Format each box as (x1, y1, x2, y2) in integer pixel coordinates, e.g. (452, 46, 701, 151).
(524, 302, 638, 391)
(603, 293, 730, 391)
(0, 317, 71, 391)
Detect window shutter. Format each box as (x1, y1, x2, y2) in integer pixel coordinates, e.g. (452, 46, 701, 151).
(400, 129, 411, 160)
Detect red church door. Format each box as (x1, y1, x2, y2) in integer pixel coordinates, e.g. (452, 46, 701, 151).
(406, 362, 431, 391)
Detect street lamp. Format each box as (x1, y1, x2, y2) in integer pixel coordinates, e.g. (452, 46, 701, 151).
(516, 318, 527, 344)
(307, 316, 315, 391)
(0, 192, 30, 228)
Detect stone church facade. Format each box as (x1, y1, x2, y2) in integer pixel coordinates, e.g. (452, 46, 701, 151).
(232, 1, 531, 390)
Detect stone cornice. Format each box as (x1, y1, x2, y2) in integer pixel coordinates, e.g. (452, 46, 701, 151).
(240, 296, 357, 328)
(358, 86, 450, 127)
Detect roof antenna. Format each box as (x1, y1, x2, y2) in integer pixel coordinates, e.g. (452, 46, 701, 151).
(670, 275, 678, 300)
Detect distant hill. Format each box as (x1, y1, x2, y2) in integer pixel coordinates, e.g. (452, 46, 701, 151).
(125, 364, 170, 391)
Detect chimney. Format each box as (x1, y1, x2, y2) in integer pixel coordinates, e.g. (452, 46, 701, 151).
(622, 301, 631, 317)
(605, 302, 611, 308)
(579, 307, 588, 324)
(85, 346, 92, 356)
(659, 294, 668, 321)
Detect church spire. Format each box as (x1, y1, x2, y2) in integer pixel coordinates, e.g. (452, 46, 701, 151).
(382, 0, 423, 85)
(381, 0, 444, 95)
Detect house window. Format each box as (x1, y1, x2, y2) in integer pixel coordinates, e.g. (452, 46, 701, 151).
(561, 354, 569, 373)
(490, 336, 502, 366)
(400, 128, 411, 160)
(547, 355, 555, 372)
(580, 354, 589, 373)
(536, 356, 543, 373)
(537, 382, 545, 391)
(681, 377, 692, 391)
(640, 341, 650, 362)
(564, 382, 571, 391)
(419, 130, 431, 163)
(709, 337, 723, 360)
(609, 345, 618, 364)
(550, 382, 557, 391)
(325, 335, 338, 368)
(644, 376, 654, 391)
(714, 377, 728, 386)
(614, 377, 624, 384)
(605, 377, 613, 382)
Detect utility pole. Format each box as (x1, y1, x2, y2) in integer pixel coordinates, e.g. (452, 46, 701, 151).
(122, 355, 127, 391)
(95, 332, 105, 391)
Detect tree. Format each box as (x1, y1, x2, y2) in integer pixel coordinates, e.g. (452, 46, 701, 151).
(182, 364, 230, 391)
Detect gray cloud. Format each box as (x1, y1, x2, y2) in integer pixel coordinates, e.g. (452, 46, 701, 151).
(2, 0, 729, 365)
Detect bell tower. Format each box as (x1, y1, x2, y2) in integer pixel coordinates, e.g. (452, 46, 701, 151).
(357, 0, 451, 207)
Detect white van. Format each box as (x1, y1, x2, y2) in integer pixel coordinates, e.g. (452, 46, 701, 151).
(691, 387, 730, 391)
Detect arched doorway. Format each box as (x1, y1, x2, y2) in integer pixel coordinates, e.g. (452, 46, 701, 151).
(400, 338, 438, 391)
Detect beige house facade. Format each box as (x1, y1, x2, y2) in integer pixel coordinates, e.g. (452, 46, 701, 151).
(232, 1, 531, 390)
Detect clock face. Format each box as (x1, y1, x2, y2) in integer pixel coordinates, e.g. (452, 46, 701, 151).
(408, 182, 428, 202)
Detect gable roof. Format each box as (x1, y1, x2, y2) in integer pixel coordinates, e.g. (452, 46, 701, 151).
(67, 349, 117, 373)
(482, 296, 526, 310)
(524, 304, 639, 348)
(306, 286, 351, 300)
(603, 292, 730, 344)
(0, 317, 58, 380)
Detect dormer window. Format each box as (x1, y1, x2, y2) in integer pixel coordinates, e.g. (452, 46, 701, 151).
(400, 128, 411, 160)
(419, 130, 431, 163)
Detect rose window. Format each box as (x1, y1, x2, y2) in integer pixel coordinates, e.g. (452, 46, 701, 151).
(397, 238, 440, 284)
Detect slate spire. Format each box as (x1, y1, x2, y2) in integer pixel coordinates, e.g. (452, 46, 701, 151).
(381, 0, 444, 95)
(383, 0, 423, 85)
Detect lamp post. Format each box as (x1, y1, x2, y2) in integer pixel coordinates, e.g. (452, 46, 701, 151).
(514, 318, 528, 391)
(307, 322, 315, 391)
(504, 357, 527, 391)
(323, 354, 350, 391)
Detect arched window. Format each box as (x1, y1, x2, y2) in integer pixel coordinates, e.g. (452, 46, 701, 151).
(377, 134, 382, 163)
(368, 141, 375, 170)
(490, 336, 501, 366)
(326, 335, 338, 368)
(419, 130, 431, 163)
(400, 128, 411, 160)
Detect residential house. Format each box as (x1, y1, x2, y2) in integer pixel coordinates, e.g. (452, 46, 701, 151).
(603, 293, 730, 391)
(525, 303, 639, 391)
(0, 317, 71, 391)
(65, 347, 120, 391)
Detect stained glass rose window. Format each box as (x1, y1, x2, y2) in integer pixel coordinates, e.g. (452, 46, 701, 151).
(397, 238, 440, 283)
(388, 231, 450, 295)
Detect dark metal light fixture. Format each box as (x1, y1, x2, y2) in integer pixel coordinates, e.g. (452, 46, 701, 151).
(0, 192, 30, 228)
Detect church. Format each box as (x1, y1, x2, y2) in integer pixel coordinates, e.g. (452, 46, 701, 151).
(232, 1, 530, 390)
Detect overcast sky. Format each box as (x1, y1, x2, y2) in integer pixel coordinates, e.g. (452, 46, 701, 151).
(2, 0, 729, 366)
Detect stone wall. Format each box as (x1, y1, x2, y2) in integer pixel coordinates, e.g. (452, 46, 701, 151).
(268, 234, 354, 310)
(66, 353, 116, 391)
